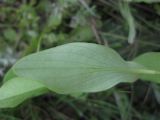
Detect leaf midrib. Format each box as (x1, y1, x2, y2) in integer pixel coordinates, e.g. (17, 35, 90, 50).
(14, 66, 160, 76)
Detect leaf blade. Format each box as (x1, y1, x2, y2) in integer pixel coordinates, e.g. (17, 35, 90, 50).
(0, 77, 48, 108)
(12, 43, 138, 93)
(134, 52, 160, 83)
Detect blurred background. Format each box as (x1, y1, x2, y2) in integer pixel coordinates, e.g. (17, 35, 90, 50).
(0, 0, 160, 120)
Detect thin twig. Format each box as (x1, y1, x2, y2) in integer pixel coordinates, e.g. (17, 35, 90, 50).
(90, 18, 102, 44)
(79, 0, 108, 45)
(78, 0, 96, 16)
(90, 18, 108, 45)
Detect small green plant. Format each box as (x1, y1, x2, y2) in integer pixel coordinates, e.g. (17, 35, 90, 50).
(0, 42, 160, 108)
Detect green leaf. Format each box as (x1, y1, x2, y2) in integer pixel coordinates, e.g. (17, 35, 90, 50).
(134, 52, 160, 83)
(3, 42, 160, 108)
(11, 43, 138, 93)
(0, 77, 48, 108)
